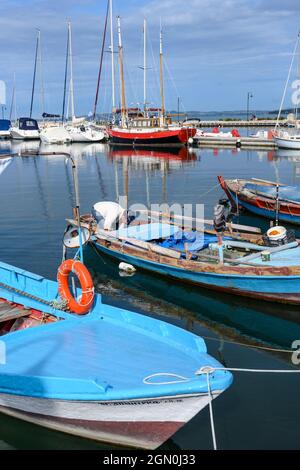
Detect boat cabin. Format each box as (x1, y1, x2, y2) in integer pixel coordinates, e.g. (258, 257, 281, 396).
(18, 117, 39, 130)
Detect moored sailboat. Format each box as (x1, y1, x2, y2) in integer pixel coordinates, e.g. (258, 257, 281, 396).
(108, 17, 195, 147)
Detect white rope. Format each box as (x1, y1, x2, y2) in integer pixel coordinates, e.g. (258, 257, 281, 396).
(143, 372, 189, 385)
(195, 366, 300, 375)
(197, 182, 222, 199)
(206, 371, 217, 451)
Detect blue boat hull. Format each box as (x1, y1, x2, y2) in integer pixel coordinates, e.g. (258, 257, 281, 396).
(91, 241, 300, 304)
(0, 260, 232, 449)
(228, 188, 300, 225)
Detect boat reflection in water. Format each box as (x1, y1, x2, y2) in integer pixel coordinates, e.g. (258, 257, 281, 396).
(108, 145, 198, 170)
(84, 244, 300, 362)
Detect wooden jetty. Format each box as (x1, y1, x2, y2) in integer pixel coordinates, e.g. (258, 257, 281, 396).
(194, 120, 284, 128)
(192, 135, 277, 149)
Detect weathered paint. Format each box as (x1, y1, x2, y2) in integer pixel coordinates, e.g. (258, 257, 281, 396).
(92, 239, 300, 304)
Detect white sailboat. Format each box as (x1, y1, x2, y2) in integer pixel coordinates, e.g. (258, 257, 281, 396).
(274, 32, 300, 149)
(40, 24, 72, 145)
(65, 22, 105, 143)
(10, 31, 41, 141)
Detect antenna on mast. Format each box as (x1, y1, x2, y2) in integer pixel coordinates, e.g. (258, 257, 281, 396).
(29, 29, 40, 118)
(159, 21, 165, 126)
(117, 16, 127, 128)
(93, 0, 109, 121)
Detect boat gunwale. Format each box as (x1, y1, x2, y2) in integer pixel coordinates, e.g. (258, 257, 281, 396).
(92, 236, 300, 276)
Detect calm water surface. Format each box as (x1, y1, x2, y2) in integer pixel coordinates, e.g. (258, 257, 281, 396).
(0, 139, 300, 450)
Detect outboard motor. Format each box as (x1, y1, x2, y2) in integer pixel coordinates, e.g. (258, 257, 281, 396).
(213, 204, 227, 234)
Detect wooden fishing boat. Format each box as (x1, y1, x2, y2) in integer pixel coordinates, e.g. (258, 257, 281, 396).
(218, 176, 300, 225)
(0, 260, 232, 449)
(73, 208, 300, 305)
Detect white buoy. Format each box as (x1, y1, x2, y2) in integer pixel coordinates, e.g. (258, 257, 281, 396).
(119, 262, 136, 274)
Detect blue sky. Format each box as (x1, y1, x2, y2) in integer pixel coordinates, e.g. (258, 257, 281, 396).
(1, 0, 300, 117)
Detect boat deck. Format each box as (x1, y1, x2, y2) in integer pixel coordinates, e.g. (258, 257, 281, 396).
(0, 304, 230, 400)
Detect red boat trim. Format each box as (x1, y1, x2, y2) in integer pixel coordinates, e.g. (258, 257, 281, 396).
(0, 405, 183, 449)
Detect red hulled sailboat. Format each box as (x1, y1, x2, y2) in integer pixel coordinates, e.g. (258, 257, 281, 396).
(108, 17, 196, 147)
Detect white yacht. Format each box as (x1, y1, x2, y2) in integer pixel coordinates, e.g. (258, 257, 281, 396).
(67, 123, 105, 142)
(40, 125, 72, 144)
(10, 117, 40, 140)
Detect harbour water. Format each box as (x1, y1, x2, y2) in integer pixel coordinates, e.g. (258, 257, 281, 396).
(0, 139, 300, 449)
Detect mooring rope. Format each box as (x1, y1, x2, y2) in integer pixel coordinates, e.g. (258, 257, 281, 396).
(195, 365, 300, 450)
(0, 280, 66, 310)
(201, 334, 294, 354)
(0, 280, 53, 306)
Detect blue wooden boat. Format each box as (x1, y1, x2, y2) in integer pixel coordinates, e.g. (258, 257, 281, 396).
(218, 175, 300, 225)
(0, 260, 232, 449)
(83, 216, 300, 305)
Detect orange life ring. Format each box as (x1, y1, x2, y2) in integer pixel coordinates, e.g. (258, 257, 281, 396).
(57, 259, 94, 315)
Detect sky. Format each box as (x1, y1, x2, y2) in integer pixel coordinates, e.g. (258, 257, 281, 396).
(1, 0, 300, 117)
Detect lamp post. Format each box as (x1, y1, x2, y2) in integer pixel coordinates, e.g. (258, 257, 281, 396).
(247, 92, 253, 122)
(247, 92, 253, 135)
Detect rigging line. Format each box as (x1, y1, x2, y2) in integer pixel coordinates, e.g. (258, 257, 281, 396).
(9, 73, 16, 121)
(93, 0, 110, 121)
(148, 32, 160, 107)
(39, 31, 45, 116)
(164, 58, 186, 114)
(201, 334, 294, 354)
(62, 24, 70, 124)
(30, 29, 40, 118)
(275, 31, 300, 130)
(124, 57, 139, 110)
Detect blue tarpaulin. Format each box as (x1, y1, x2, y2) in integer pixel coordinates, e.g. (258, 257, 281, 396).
(245, 183, 300, 203)
(159, 231, 225, 252)
(114, 223, 180, 241)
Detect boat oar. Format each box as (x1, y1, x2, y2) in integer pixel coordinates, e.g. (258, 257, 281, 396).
(138, 209, 262, 234)
(96, 228, 181, 260)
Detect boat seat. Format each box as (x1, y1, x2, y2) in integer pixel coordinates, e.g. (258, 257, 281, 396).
(0, 302, 30, 322)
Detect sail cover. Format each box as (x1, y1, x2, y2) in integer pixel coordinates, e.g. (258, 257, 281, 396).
(19, 118, 39, 130)
(0, 119, 11, 131)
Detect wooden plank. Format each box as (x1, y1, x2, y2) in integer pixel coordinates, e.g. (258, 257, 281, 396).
(0, 307, 30, 322)
(65, 218, 90, 229)
(139, 209, 262, 234)
(251, 178, 284, 186)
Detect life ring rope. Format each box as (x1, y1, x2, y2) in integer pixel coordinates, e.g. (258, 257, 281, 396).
(57, 259, 95, 315)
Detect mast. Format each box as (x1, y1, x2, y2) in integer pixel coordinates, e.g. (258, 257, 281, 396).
(117, 16, 127, 128)
(143, 18, 147, 113)
(110, 0, 116, 112)
(159, 24, 165, 126)
(9, 73, 16, 121)
(62, 23, 70, 124)
(275, 31, 300, 130)
(93, 0, 109, 121)
(38, 31, 45, 117)
(68, 21, 75, 121)
(30, 29, 40, 118)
